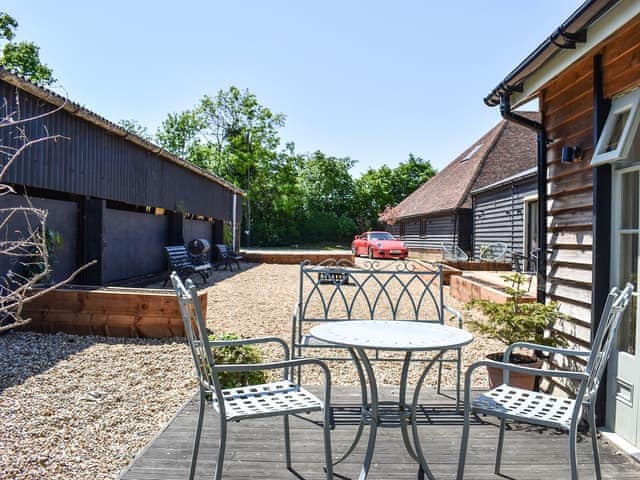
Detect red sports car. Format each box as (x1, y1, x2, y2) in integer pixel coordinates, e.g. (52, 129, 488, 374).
(351, 231, 408, 260)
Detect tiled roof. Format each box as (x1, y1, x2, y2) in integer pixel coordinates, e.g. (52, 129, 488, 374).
(394, 113, 538, 219)
(0, 67, 245, 195)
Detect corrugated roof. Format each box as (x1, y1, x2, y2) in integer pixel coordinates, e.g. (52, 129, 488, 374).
(0, 67, 245, 196)
(393, 113, 538, 219)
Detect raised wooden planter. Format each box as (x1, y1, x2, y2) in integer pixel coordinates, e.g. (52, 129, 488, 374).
(443, 260, 512, 271)
(241, 250, 354, 265)
(21, 286, 207, 338)
(450, 275, 535, 305)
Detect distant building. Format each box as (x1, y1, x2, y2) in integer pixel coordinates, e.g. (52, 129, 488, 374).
(0, 67, 244, 285)
(386, 115, 537, 261)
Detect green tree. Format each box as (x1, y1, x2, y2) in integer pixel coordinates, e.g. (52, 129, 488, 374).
(0, 12, 55, 86)
(352, 154, 436, 230)
(299, 151, 357, 242)
(390, 153, 436, 202)
(156, 110, 203, 161)
(118, 119, 153, 142)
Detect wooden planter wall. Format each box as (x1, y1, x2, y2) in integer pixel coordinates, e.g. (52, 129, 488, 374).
(21, 287, 207, 338)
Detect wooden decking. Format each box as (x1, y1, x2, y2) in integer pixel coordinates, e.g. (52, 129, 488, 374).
(120, 387, 640, 480)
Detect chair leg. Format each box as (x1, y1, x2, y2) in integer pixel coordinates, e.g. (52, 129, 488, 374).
(456, 404, 472, 480)
(436, 358, 443, 395)
(284, 414, 292, 470)
(189, 390, 206, 480)
(215, 419, 228, 480)
(569, 421, 579, 480)
(456, 350, 462, 411)
(322, 408, 334, 480)
(589, 405, 602, 480)
(495, 419, 506, 474)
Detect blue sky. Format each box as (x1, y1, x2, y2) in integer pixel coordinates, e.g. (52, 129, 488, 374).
(5, 1, 582, 176)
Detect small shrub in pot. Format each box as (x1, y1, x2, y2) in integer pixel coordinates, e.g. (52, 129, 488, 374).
(465, 272, 567, 389)
(208, 332, 268, 388)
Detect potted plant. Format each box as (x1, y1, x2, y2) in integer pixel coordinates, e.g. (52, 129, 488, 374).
(465, 272, 567, 390)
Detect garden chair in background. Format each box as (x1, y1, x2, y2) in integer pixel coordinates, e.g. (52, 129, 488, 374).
(440, 242, 469, 262)
(512, 249, 538, 292)
(162, 245, 212, 287)
(477, 242, 510, 262)
(215, 244, 243, 271)
(457, 283, 634, 480)
(171, 272, 333, 480)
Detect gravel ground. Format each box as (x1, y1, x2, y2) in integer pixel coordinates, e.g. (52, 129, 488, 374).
(0, 260, 501, 480)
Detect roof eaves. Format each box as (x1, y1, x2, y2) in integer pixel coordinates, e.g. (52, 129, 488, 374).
(0, 67, 246, 196)
(471, 167, 537, 195)
(484, 0, 619, 107)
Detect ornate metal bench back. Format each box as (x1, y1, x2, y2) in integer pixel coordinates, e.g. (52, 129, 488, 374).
(293, 259, 445, 361)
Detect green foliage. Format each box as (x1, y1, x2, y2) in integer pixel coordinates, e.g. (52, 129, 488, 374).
(209, 333, 268, 388)
(155, 86, 434, 246)
(18, 227, 63, 283)
(0, 12, 55, 86)
(354, 154, 436, 230)
(117, 119, 153, 142)
(465, 272, 568, 351)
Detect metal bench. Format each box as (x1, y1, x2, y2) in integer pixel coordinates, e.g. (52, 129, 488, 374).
(163, 245, 212, 286)
(215, 244, 243, 271)
(291, 258, 464, 407)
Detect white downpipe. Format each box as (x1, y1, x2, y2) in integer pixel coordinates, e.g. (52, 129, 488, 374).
(232, 193, 237, 249)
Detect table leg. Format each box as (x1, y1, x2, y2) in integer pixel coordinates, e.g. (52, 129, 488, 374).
(410, 350, 447, 480)
(354, 347, 378, 480)
(399, 351, 419, 461)
(331, 348, 367, 467)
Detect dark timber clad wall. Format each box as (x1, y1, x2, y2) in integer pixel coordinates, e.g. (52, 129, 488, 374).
(0, 82, 235, 221)
(103, 209, 169, 282)
(0, 194, 77, 281)
(472, 177, 536, 258)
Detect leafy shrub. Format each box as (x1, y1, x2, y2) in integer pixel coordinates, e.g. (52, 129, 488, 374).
(208, 332, 268, 388)
(465, 272, 568, 352)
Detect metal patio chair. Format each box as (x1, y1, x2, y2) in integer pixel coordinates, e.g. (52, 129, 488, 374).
(440, 242, 469, 262)
(457, 282, 634, 480)
(477, 242, 510, 262)
(171, 272, 333, 480)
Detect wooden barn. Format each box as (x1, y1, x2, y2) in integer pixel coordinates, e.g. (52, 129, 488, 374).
(0, 67, 244, 285)
(387, 116, 537, 261)
(484, 0, 640, 454)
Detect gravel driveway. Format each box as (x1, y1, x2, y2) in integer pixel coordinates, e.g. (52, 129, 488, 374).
(0, 261, 501, 480)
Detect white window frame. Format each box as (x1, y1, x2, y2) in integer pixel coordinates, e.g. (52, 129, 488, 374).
(522, 194, 538, 256)
(592, 87, 640, 166)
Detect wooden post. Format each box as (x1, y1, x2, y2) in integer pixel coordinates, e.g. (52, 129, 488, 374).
(77, 197, 105, 285)
(169, 212, 184, 245)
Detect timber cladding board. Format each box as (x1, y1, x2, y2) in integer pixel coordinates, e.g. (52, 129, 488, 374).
(21, 287, 207, 338)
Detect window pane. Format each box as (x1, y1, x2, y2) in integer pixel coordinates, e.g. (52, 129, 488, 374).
(621, 171, 639, 229)
(618, 233, 637, 354)
(605, 110, 630, 153)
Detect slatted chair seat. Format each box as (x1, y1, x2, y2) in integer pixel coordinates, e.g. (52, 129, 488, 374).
(216, 381, 323, 421)
(471, 384, 576, 429)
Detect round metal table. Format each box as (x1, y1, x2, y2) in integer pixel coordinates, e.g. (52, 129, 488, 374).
(310, 320, 473, 480)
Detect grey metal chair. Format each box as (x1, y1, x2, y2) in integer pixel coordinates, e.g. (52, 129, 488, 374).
(440, 242, 469, 262)
(171, 272, 334, 480)
(457, 282, 634, 480)
(477, 242, 510, 262)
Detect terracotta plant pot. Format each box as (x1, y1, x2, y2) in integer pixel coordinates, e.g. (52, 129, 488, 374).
(486, 352, 543, 390)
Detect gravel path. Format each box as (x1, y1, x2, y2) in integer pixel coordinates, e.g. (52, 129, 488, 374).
(0, 261, 501, 479)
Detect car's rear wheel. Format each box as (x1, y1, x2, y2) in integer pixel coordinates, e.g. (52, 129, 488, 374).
(368, 247, 373, 259)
